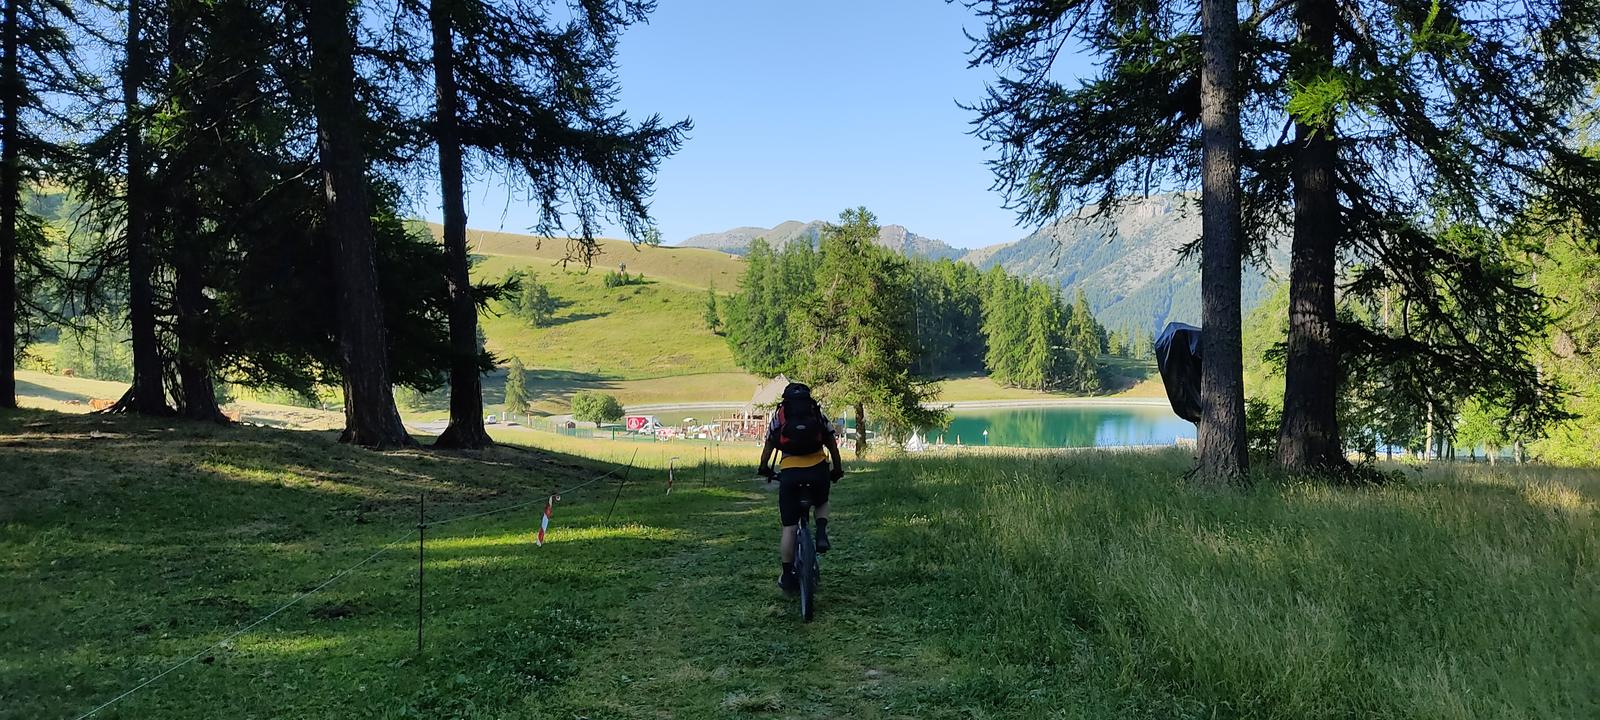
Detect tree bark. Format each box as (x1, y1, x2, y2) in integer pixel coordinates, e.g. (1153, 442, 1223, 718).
(167, 2, 224, 423)
(1196, 0, 1247, 483)
(301, 0, 414, 448)
(174, 245, 223, 421)
(429, 0, 491, 450)
(854, 402, 866, 460)
(1423, 403, 1434, 461)
(1276, 0, 1349, 473)
(1, 0, 18, 408)
(118, 0, 170, 416)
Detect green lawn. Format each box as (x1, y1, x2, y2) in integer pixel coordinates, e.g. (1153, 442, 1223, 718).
(4, 409, 1595, 719)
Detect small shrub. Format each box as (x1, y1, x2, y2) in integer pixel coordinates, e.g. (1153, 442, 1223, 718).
(602, 270, 645, 288)
(570, 391, 624, 424)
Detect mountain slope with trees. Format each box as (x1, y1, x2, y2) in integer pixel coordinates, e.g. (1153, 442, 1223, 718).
(681, 220, 964, 260)
(681, 195, 1289, 337)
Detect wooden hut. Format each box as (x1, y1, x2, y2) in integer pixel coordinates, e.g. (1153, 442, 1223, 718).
(714, 375, 790, 442)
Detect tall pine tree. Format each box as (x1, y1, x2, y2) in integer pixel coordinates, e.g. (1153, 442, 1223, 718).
(967, 0, 1250, 482)
(1, 0, 80, 408)
(1261, 0, 1600, 473)
(794, 208, 944, 457)
(408, 0, 689, 449)
(295, 0, 414, 447)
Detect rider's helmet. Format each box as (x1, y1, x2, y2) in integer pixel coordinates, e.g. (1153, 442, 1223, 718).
(782, 382, 812, 400)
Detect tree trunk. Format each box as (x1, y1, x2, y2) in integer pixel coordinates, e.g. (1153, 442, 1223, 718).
(854, 402, 866, 460)
(167, 2, 223, 423)
(429, 0, 491, 450)
(118, 0, 170, 416)
(1423, 403, 1435, 461)
(174, 247, 224, 421)
(1195, 0, 1247, 484)
(301, 0, 414, 448)
(1, 0, 18, 408)
(1275, 0, 1349, 474)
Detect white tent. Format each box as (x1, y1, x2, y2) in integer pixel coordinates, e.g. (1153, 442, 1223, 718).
(906, 432, 926, 453)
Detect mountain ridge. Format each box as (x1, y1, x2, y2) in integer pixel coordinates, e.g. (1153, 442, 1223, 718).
(677, 196, 1287, 334)
(679, 221, 964, 261)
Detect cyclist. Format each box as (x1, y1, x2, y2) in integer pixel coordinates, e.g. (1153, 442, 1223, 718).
(757, 382, 844, 594)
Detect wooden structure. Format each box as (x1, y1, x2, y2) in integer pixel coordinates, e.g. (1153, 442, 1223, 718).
(713, 375, 790, 442)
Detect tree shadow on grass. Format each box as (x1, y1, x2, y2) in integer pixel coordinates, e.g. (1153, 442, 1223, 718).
(537, 311, 608, 327)
(16, 377, 113, 403)
(0, 408, 763, 720)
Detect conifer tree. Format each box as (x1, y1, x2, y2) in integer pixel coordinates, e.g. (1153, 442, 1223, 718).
(1262, 0, 1600, 473)
(1, 0, 80, 408)
(295, 0, 415, 447)
(405, 0, 689, 449)
(967, 0, 1249, 481)
(503, 356, 528, 415)
(113, 0, 168, 417)
(703, 283, 721, 335)
(793, 208, 944, 457)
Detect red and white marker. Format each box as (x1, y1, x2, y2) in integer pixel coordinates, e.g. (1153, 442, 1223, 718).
(535, 495, 554, 546)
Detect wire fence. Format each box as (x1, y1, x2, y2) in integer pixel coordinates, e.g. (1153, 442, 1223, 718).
(68, 450, 720, 720)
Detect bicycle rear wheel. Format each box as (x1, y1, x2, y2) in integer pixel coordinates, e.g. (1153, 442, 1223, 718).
(797, 523, 817, 622)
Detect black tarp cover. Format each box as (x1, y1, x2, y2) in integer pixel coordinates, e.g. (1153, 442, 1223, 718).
(1155, 322, 1202, 423)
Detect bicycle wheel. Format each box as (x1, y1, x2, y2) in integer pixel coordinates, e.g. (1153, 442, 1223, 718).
(797, 523, 817, 622)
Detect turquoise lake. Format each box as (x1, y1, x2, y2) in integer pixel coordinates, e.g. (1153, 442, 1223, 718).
(926, 404, 1193, 449)
(653, 403, 1194, 450)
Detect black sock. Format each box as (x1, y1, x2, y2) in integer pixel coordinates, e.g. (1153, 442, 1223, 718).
(817, 518, 829, 532)
(782, 561, 794, 575)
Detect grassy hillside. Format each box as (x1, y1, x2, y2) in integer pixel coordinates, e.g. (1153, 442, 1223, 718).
(474, 255, 740, 379)
(445, 224, 746, 381)
(4, 411, 1595, 719)
(450, 224, 745, 290)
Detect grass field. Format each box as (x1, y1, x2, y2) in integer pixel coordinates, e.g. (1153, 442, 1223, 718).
(399, 370, 762, 419)
(4, 409, 1595, 719)
(473, 255, 741, 380)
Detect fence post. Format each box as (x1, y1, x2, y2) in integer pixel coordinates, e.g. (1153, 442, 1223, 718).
(416, 493, 425, 655)
(604, 449, 640, 526)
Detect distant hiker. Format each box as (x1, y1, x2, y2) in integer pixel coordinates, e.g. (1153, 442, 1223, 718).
(758, 382, 844, 594)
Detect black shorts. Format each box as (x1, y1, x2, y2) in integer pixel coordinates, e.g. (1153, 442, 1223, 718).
(777, 463, 831, 526)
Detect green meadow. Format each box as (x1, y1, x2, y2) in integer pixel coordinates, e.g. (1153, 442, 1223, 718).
(4, 410, 1593, 719)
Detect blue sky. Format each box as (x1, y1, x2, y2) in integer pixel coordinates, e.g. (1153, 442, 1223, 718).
(435, 0, 1093, 250)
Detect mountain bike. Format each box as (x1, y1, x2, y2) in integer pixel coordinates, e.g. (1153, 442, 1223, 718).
(761, 467, 822, 622)
(793, 495, 821, 622)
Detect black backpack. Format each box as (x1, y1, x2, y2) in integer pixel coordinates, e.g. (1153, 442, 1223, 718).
(775, 390, 827, 455)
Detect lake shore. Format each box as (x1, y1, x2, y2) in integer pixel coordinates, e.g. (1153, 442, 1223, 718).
(621, 396, 1172, 414)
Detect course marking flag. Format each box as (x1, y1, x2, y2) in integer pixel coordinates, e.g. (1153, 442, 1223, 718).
(536, 496, 554, 546)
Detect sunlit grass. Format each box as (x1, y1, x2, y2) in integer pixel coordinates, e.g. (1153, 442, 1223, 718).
(3, 409, 1595, 719)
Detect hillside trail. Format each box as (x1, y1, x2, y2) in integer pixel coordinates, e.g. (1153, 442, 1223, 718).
(526, 473, 939, 719)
